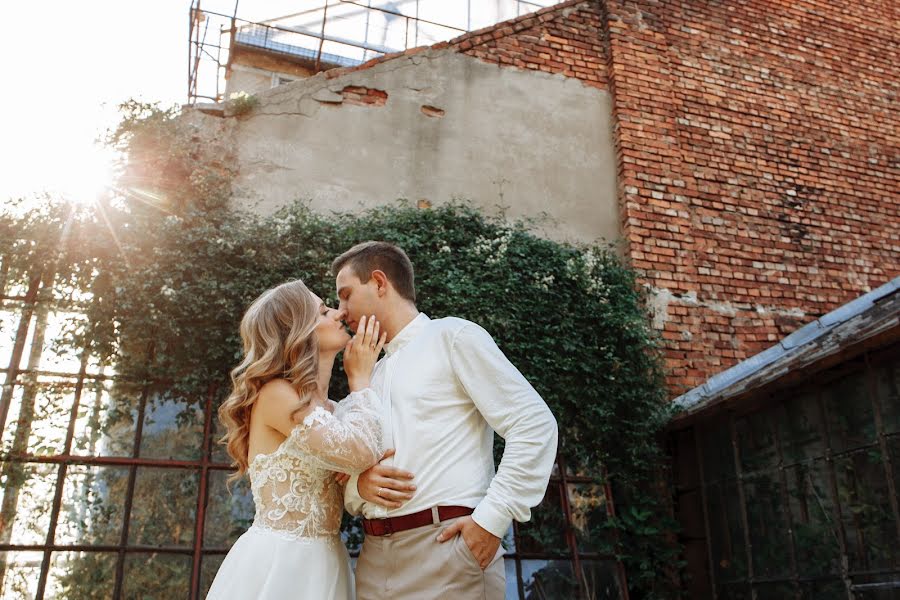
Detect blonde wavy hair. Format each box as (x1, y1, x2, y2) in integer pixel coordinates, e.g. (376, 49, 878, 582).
(218, 279, 320, 483)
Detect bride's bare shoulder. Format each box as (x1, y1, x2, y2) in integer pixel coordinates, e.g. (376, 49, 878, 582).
(258, 378, 300, 403)
(259, 378, 300, 398)
(255, 379, 311, 430)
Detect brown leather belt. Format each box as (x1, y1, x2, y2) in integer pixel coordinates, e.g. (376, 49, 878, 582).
(362, 505, 474, 536)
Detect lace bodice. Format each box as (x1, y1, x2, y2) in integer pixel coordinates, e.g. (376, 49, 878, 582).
(248, 388, 383, 539)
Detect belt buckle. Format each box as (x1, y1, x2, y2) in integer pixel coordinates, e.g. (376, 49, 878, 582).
(381, 518, 394, 537)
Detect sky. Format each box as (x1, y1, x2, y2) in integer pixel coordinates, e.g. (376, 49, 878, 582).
(0, 0, 348, 202)
(0, 1, 199, 202)
(0, 1, 550, 204)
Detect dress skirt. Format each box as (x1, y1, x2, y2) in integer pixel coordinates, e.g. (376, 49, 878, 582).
(206, 525, 354, 599)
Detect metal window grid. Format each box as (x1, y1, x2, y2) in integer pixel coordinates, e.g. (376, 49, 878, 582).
(670, 344, 900, 599)
(0, 265, 630, 599)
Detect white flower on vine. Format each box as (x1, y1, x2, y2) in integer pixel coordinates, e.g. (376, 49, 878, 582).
(536, 273, 555, 291)
(472, 230, 513, 265)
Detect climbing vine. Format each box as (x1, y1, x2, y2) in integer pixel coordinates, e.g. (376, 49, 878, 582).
(0, 103, 680, 598)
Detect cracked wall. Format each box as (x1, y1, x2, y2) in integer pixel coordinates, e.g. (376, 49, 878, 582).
(217, 47, 620, 245)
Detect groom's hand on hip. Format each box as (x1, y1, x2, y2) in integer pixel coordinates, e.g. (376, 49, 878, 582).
(358, 449, 416, 509)
(436, 516, 502, 570)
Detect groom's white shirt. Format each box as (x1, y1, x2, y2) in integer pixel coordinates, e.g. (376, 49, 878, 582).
(343, 313, 558, 538)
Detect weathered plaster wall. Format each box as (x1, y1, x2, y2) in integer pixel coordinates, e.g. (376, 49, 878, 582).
(225, 47, 620, 244)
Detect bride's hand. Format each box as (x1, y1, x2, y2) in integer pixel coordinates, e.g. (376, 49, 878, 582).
(343, 315, 387, 392)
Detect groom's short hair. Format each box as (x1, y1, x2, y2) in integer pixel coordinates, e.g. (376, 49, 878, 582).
(331, 241, 416, 302)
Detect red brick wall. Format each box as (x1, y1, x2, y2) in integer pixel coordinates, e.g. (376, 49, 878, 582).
(330, 0, 899, 395)
(598, 0, 899, 394)
(325, 0, 609, 90)
(451, 1, 609, 90)
(340, 86, 389, 107)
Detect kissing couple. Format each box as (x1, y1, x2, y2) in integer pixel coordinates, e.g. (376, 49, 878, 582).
(207, 241, 558, 599)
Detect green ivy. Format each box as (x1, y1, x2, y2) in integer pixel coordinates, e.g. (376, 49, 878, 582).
(0, 102, 681, 598)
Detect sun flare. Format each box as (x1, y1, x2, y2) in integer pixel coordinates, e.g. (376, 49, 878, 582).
(55, 145, 116, 205)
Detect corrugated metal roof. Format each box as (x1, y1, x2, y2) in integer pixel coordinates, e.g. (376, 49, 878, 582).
(672, 275, 900, 418)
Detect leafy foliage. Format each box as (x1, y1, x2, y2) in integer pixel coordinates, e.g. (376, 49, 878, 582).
(0, 102, 680, 598)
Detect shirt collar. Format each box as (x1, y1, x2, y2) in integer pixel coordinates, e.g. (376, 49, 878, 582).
(385, 313, 430, 356)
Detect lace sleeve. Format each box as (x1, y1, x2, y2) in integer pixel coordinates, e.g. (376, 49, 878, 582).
(285, 388, 384, 474)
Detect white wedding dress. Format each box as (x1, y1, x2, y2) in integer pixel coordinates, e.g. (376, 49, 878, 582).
(206, 389, 383, 600)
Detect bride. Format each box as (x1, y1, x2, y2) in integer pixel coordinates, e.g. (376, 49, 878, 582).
(207, 279, 386, 599)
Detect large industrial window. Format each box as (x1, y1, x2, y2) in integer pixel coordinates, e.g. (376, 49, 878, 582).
(671, 346, 900, 599)
(0, 269, 628, 599)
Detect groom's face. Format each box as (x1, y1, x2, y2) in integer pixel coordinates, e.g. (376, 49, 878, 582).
(335, 266, 380, 333)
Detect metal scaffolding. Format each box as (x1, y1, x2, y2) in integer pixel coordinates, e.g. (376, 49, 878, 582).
(188, 0, 549, 105)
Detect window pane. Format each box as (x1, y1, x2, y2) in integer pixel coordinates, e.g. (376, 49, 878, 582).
(139, 393, 204, 460)
(0, 550, 44, 599)
(559, 450, 592, 479)
(698, 417, 735, 483)
(4, 307, 38, 372)
(787, 460, 842, 577)
(0, 380, 73, 456)
(500, 524, 515, 556)
(0, 309, 25, 364)
(515, 483, 568, 555)
(834, 449, 898, 572)
(736, 410, 777, 473)
(580, 560, 625, 600)
(122, 553, 191, 598)
(717, 582, 752, 599)
(70, 382, 138, 457)
(874, 361, 900, 435)
(1, 270, 36, 302)
(823, 370, 876, 454)
(799, 578, 845, 599)
(46, 551, 116, 599)
(706, 479, 748, 583)
(341, 514, 364, 556)
(852, 572, 900, 599)
(129, 468, 198, 546)
(520, 559, 577, 600)
(752, 581, 798, 599)
(504, 558, 520, 600)
(891, 435, 900, 539)
(778, 390, 825, 465)
(743, 472, 791, 578)
(672, 428, 699, 489)
(0, 461, 56, 545)
(210, 397, 231, 465)
(39, 311, 89, 374)
(203, 470, 254, 548)
(200, 554, 225, 598)
(567, 482, 614, 554)
(56, 466, 128, 546)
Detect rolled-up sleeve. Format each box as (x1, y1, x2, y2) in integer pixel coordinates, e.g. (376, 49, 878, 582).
(450, 323, 559, 538)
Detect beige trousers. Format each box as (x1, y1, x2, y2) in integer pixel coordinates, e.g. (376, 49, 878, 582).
(355, 516, 505, 600)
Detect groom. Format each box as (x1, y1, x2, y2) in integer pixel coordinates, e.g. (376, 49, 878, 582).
(332, 241, 558, 599)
